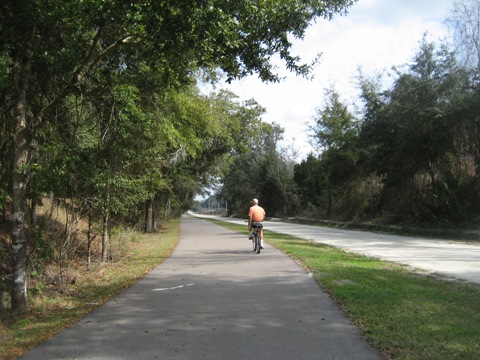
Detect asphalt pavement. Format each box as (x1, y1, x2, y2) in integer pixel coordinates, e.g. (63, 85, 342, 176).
(20, 217, 384, 360)
(196, 213, 480, 285)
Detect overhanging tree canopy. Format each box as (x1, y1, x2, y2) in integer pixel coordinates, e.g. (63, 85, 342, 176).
(1, 0, 357, 310)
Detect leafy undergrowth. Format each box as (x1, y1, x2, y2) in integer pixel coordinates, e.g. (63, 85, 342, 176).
(0, 219, 180, 360)
(212, 219, 480, 360)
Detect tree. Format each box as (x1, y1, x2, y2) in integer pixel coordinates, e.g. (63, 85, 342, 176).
(1, 0, 357, 309)
(310, 87, 358, 152)
(217, 99, 267, 214)
(220, 119, 299, 217)
(447, 0, 480, 69)
(294, 154, 325, 209)
(309, 88, 360, 217)
(142, 88, 253, 229)
(358, 39, 472, 221)
(256, 123, 299, 216)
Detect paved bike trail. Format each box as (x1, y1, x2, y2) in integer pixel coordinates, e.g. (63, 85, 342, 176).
(20, 217, 384, 360)
(201, 215, 480, 285)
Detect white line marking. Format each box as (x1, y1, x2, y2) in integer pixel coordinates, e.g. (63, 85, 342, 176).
(153, 283, 195, 292)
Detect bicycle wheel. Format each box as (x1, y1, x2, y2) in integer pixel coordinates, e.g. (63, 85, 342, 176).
(255, 232, 261, 254)
(252, 231, 257, 251)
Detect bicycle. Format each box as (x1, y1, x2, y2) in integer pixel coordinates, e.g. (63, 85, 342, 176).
(250, 222, 263, 254)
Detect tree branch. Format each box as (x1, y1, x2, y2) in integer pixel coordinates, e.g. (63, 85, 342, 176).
(35, 24, 138, 127)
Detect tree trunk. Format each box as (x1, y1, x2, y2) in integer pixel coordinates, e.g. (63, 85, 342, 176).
(327, 174, 333, 217)
(102, 212, 109, 263)
(145, 199, 153, 233)
(87, 207, 93, 271)
(9, 25, 115, 309)
(11, 105, 29, 310)
(152, 196, 157, 232)
(30, 198, 37, 230)
(11, 52, 33, 311)
(164, 196, 171, 221)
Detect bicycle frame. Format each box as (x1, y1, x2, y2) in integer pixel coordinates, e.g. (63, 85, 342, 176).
(251, 222, 263, 254)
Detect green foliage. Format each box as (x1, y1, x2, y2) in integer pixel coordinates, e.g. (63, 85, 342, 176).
(221, 120, 300, 217)
(294, 155, 326, 209)
(302, 88, 363, 218)
(296, 37, 480, 224)
(358, 39, 475, 221)
(0, 0, 358, 216)
(311, 88, 359, 151)
(32, 230, 55, 262)
(2, 0, 358, 310)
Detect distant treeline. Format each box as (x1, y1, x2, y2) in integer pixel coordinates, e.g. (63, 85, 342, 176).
(220, 39, 480, 225)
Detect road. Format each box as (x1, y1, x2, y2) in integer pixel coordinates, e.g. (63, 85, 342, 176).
(20, 217, 384, 360)
(193, 213, 480, 285)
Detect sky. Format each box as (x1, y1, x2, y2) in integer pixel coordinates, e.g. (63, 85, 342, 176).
(208, 0, 453, 159)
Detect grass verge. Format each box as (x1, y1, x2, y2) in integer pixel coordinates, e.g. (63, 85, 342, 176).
(0, 219, 180, 360)
(210, 219, 480, 360)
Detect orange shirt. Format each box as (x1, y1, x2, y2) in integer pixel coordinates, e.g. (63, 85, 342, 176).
(249, 205, 265, 222)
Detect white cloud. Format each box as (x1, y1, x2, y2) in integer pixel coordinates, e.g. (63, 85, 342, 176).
(215, 0, 452, 159)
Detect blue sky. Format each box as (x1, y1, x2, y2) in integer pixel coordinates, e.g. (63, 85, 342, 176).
(212, 0, 452, 159)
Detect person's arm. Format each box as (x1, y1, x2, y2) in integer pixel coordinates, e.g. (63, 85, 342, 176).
(248, 208, 252, 229)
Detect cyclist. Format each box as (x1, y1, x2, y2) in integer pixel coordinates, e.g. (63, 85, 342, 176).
(248, 198, 266, 249)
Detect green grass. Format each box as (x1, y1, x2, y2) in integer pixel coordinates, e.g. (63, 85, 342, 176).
(0, 220, 180, 360)
(210, 219, 480, 360)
